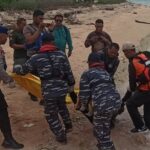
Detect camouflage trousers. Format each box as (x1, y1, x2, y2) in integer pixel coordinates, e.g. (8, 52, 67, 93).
(93, 110, 117, 150)
(44, 96, 72, 138)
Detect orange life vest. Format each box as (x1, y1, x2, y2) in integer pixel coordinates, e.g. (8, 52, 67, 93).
(132, 53, 150, 91)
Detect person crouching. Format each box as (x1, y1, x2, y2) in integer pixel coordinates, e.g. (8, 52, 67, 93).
(78, 52, 121, 150)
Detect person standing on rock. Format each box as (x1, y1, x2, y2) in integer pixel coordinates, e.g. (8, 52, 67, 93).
(78, 52, 121, 150)
(9, 18, 27, 71)
(122, 42, 150, 133)
(23, 9, 45, 103)
(0, 26, 24, 149)
(85, 19, 112, 52)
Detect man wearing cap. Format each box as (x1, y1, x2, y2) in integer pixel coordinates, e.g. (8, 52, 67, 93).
(23, 9, 45, 102)
(52, 13, 73, 57)
(122, 42, 150, 133)
(78, 52, 121, 150)
(14, 32, 75, 144)
(85, 19, 112, 52)
(0, 26, 24, 149)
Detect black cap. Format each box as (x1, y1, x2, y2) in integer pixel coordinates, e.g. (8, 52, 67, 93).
(88, 52, 104, 63)
(42, 32, 55, 43)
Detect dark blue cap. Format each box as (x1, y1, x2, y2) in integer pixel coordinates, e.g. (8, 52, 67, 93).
(0, 26, 8, 34)
(42, 32, 55, 43)
(88, 52, 104, 63)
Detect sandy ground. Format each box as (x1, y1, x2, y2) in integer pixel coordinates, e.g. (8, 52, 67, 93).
(1, 2, 150, 150)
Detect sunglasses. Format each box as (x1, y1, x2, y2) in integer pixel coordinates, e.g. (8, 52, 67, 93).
(95, 25, 103, 28)
(55, 19, 63, 22)
(123, 49, 130, 52)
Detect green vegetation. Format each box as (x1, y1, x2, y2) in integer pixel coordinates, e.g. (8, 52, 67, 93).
(96, 0, 125, 4)
(0, 0, 126, 10)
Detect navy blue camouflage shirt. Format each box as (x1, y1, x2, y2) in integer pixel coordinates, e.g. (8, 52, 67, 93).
(79, 67, 121, 111)
(21, 50, 75, 98)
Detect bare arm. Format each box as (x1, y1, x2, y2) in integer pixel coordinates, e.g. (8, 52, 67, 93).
(23, 23, 45, 44)
(9, 31, 25, 49)
(24, 29, 41, 44)
(84, 34, 91, 48)
(10, 44, 25, 49)
(85, 32, 99, 48)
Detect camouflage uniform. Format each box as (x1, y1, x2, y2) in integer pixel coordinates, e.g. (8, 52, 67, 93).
(17, 50, 75, 139)
(79, 67, 121, 150)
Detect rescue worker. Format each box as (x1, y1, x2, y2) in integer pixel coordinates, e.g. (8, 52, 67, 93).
(9, 18, 27, 70)
(122, 42, 150, 133)
(85, 19, 112, 52)
(98, 42, 120, 128)
(14, 32, 75, 143)
(51, 13, 77, 104)
(0, 26, 24, 149)
(79, 52, 121, 150)
(23, 9, 45, 102)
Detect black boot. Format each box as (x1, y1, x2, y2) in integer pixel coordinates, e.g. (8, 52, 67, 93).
(0, 108, 24, 149)
(56, 134, 67, 144)
(28, 92, 38, 101)
(2, 137, 24, 149)
(65, 123, 73, 133)
(39, 99, 45, 106)
(69, 91, 77, 104)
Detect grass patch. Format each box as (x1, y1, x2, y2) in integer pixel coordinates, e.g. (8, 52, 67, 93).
(0, 0, 126, 10)
(96, 0, 125, 4)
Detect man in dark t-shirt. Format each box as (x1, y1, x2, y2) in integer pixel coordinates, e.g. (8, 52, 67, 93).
(102, 43, 120, 78)
(9, 18, 27, 68)
(85, 19, 112, 52)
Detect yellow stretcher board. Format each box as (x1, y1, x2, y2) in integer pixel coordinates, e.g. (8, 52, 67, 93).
(11, 73, 78, 104)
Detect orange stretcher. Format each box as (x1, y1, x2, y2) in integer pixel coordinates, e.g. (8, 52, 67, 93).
(11, 73, 75, 104)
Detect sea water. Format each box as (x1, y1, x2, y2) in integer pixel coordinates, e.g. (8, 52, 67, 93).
(128, 0, 150, 5)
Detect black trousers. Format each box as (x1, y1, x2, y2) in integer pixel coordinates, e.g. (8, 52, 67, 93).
(0, 89, 7, 110)
(0, 89, 12, 139)
(126, 90, 150, 129)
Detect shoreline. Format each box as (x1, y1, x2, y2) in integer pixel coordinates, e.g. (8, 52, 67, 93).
(127, 0, 150, 6)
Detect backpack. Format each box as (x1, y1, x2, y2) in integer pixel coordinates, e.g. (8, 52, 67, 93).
(133, 51, 150, 84)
